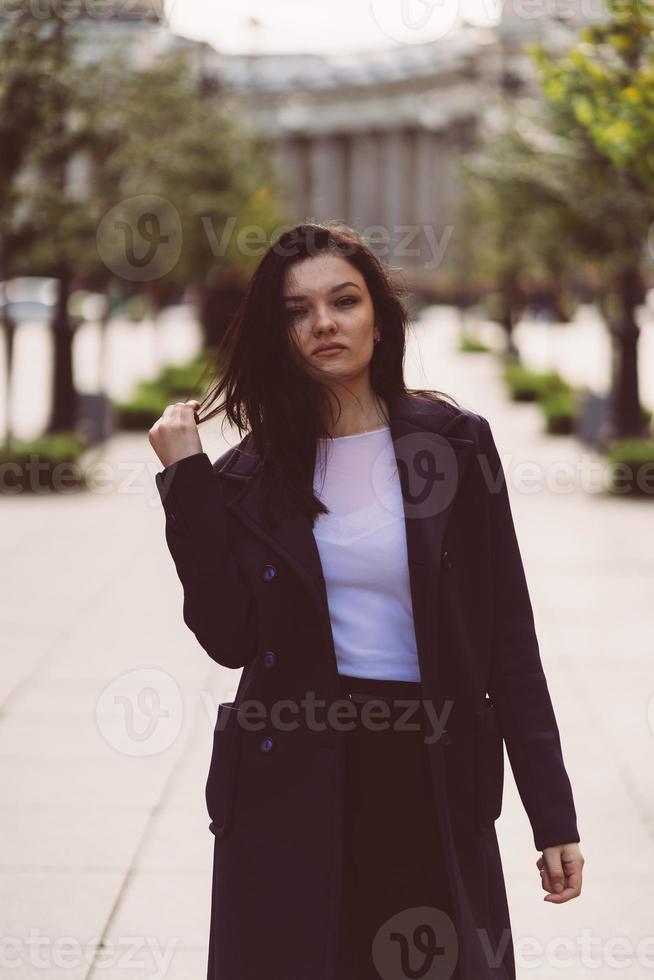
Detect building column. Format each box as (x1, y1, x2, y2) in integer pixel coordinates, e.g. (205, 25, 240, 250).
(307, 135, 349, 222)
(347, 132, 383, 232)
(277, 136, 312, 219)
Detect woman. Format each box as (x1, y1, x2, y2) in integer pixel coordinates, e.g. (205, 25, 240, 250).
(149, 223, 584, 980)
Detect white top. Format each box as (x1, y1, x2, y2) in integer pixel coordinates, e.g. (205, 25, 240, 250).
(312, 425, 421, 681)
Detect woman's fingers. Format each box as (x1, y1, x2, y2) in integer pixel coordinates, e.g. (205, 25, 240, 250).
(543, 877, 581, 903)
(185, 399, 201, 422)
(545, 851, 566, 894)
(536, 855, 551, 893)
(148, 399, 203, 466)
(538, 845, 584, 903)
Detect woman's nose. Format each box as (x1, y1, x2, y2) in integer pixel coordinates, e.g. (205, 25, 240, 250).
(313, 305, 338, 330)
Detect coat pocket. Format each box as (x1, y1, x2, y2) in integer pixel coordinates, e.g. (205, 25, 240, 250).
(474, 698, 504, 833)
(206, 700, 243, 837)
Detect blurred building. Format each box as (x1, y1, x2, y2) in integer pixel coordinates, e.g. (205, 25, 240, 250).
(67, 0, 216, 69)
(219, 30, 494, 255)
(62, 0, 608, 282)
(204, 3, 607, 280)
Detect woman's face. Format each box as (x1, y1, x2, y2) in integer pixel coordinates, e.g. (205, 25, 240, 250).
(283, 253, 377, 384)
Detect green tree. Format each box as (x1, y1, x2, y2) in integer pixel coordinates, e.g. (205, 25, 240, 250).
(88, 49, 287, 348)
(0, 13, 100, 435)
(530, 1, 654, 436)
(0, 12, 78, 442)
(456, 101, 591, 356)
(458, 80, 652, 436)
(2, 26, 288, 440)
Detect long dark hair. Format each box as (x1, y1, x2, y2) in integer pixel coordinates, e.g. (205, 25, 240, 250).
(194, 221, 457, 527)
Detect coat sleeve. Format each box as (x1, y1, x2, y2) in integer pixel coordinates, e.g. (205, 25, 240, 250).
(154, 450, 258, 669)
(477, 414, 580, 851)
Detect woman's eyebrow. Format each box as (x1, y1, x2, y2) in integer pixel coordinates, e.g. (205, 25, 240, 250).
(283, 281, 361, 302)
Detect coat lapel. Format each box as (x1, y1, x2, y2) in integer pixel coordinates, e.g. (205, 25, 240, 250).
(216, 392, 475, 685)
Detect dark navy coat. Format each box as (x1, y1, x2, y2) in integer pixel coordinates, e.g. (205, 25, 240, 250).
(154, 390, 580, 980)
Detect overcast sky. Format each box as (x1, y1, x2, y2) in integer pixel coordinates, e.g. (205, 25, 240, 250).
(165, 0, 501, 55)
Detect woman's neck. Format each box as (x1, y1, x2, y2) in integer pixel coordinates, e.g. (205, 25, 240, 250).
(321, 392, 389, 438)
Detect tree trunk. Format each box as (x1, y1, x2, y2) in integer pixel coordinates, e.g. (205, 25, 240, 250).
(47, 265, 76, 434)
(0, 250, 15, 446)
(1, 306, 15, 449)
(610, 264, 643, 439)
(499, 273, 521, 360)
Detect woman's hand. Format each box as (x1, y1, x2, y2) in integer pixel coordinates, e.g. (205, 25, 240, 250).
(148, 399, 203, 469)
(537, 842, 584, 903)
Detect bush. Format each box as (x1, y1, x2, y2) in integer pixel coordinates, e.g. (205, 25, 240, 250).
(0, 431, 89, 492)
(605, 439, 654, 497)
(114, 354, 213, 430)
(156, 357, 211, 397)
(459, 333, 491, 353)
(114, 381, 170, 430)
(503, 364, 571, 402)
(540, 390, 579, 435)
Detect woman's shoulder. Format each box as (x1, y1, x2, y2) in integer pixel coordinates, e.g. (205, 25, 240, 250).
(404, 389, 489, 441)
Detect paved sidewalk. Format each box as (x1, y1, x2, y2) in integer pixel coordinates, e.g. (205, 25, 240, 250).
(1, 306, 652, 979)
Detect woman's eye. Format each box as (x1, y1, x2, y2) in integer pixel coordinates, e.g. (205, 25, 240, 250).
(286, 297, 356, 318)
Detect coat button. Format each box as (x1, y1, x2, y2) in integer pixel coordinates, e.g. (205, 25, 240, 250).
(260, 736, 275, 752)
(261, 563, 277, 581)
(441, 549, 453, 570)
(263, 650, 277, 668)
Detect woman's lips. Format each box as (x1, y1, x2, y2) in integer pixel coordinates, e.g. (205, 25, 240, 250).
(314, 346, 346, 357)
